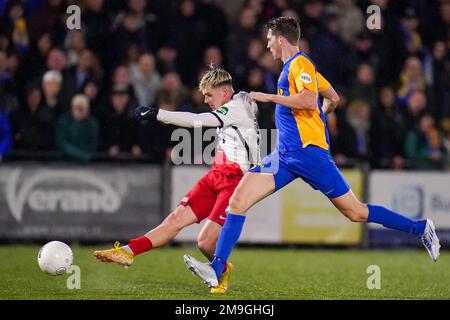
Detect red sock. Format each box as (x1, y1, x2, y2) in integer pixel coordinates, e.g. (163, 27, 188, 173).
(128, 236, 153, 255)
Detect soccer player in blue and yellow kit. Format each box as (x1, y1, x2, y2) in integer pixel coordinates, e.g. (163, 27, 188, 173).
(184, 17, 440, 289)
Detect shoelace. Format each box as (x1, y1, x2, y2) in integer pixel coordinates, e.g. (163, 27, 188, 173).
(114, 241, 121, 249)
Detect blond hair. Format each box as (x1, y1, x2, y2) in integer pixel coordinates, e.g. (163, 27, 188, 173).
(198, 65, 232, 91)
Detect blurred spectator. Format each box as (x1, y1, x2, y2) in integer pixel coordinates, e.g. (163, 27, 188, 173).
(55, 94, 99, 163)
(243, 66, 265, 92)
(112, 64, 132, 88)
(28, 0, 65, 42)
(82, 79, 102, 118)
(110, 11, 148, 67)
(404, 90, 427, 131)
(348, 32, 380, 74)
(24, 32, 52, 83)
(110, 64, 138, 108)
(81, 0, 111, 67)
(168, 0, 210, 86)
(228, 6, 259, 81)
(405, 113, 445, 170)
(397, 56, 427, 106)
(156, 72, 190, 110)
(258, 51, 280, 94)
(198, 0, 229, 51)
(232, 37, 264, 87)
(370, 87, 406, 169)
(349, 63, 377, 108)
(10, 86, 54, 151)
(442, 118, 450, 170)
(434, 1, 450, 42)
(64, 31, 87, 68)
(41, 70, 64, 116)
(156, 44, 178, 75)
(310, 11, 349, 88)
(100, 85, 142, 158)
(1, 0, 30, 55)
(0, 103, 12, 162)
(336, 100, 371, 163)
(326, 0, 364, 45)
(131, 53, 161, 107)
(423, 41, 450, 118)
(299, 0, 325, 41)
(203, 46, 223, 68)
(399, 7, 423, 56)
(0, 50, 12, 90)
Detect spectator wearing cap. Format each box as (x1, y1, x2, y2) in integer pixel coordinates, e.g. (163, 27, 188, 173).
(100, 85, 142, 159)
(55, 94, 99, 163)
(41, 70, 64, 117)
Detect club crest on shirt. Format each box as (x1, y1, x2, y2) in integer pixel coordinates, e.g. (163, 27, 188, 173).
(215, 106, 229, 115)
(300, 72, 312, 84)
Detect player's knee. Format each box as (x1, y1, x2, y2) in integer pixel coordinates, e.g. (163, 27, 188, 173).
(197, 236, 215, 256)
(228, 191, 248, 213)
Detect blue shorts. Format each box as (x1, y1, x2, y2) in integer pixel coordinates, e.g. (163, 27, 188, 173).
(249, 146, 350, 199)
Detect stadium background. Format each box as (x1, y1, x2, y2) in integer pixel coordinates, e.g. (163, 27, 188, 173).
(0, 0, 450, 300)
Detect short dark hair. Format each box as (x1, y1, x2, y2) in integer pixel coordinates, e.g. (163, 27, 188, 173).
(265, 16, 301, 45)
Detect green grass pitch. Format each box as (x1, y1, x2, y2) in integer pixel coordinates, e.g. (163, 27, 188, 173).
(0, 245, 449, 300)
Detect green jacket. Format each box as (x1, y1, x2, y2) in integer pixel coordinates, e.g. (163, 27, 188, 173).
(55, 112, 99, 163)
(404, 130, 445, 170)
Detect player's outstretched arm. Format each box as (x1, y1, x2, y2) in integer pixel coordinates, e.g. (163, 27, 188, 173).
(249, 89, 318, 111)
(134, 106, 221, 128)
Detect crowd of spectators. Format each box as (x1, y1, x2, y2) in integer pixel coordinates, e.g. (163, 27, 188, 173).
(0, 0, 449, 170)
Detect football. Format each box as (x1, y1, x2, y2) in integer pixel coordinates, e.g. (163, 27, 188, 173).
(37, 241, 73, 276)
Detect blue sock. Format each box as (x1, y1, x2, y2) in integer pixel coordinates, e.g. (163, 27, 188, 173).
(210, 213, 246, 279)
(367, 204, 425, 236)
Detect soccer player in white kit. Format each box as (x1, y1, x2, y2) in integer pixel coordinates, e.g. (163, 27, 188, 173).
(94, 66, 260, 294)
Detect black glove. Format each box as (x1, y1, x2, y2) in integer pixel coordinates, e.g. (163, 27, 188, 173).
(134, 106, 159, 121)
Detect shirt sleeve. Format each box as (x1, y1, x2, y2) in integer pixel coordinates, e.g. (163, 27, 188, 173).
(157, 110, 221, 128)
(289, 56, 318, 94)
(317, 72, 331, 92)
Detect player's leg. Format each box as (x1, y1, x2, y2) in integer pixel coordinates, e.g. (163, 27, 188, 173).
(227, 172, 276, 215)
(329, 190, 440, 261)
(207, 153, 297, 281)
(142, 205, 198, 248)
(184, 172, 276, 286)
(195, 219, 234, 294)
(197, 219, 221, 261)
(94, 205, 198, 266)
(95, 170, 217, 266)
(202, 172, 275, 279)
